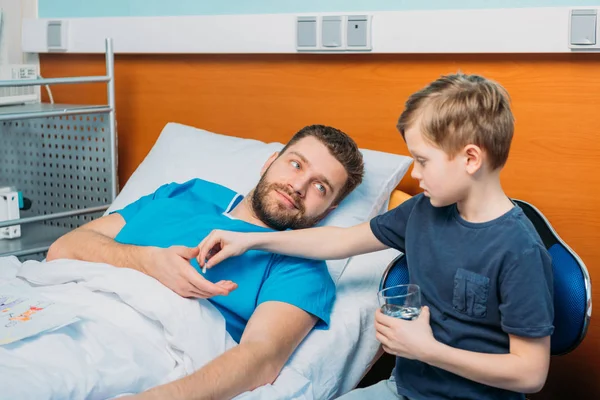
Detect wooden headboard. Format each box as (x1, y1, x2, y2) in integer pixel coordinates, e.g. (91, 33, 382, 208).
(39, 53, 600, 399)
(388, 190, 412, 210)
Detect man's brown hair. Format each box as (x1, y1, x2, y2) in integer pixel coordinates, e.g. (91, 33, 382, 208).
(280, 124, 364, 205)
(397, 73, 515, 170)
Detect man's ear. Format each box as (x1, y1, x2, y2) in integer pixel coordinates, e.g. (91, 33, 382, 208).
(261, 152, 279, 176)
(463, 144, 483, 175)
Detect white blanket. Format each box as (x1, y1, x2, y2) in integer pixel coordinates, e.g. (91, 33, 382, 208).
(0, 256, 235, 399)
(0, 248, 397, 400)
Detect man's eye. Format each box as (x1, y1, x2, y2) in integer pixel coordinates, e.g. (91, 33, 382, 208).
(291, 161, 300, 169)
(315, 183, 326, 194)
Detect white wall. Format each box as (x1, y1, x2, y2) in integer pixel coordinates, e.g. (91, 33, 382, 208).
(0, 0, 38, 65)
(21, 7, 600, 54)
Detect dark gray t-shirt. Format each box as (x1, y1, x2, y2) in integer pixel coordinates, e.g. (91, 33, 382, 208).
(370, 194, 554, 400)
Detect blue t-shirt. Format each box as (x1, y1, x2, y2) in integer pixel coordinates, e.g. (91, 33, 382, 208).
(113, 178, 336, 343)
(370, 194, 554, 400)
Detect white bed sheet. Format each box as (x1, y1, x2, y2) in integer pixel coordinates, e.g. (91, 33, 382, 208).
(0, 247, 398, 399)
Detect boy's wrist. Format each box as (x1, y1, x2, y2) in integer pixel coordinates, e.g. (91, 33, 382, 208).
(421, 339, 446, 366)
(250, 232, 270, 251)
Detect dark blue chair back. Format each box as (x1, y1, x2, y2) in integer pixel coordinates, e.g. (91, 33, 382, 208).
(380, 199, 591, 356)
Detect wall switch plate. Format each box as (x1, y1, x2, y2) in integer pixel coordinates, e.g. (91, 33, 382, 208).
(322, 16, 343, 48)
(296, 14, 372, 52)
(347, 15, 372, 51)
(297, 16, 318, 49)
(569, 9, 600, 51)
(47, 20, 69, 51)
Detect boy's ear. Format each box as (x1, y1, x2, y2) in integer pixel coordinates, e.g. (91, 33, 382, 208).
(463, 144, 483, 175)
(260, 152, 279, 175)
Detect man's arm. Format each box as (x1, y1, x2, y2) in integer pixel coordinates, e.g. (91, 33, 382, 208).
(137, 301, 317, 400)
(47, 213, 147, 270)
(47, 214, 236, 298)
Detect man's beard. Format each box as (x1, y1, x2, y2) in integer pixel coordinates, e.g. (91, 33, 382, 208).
(251, 176, 326, 231)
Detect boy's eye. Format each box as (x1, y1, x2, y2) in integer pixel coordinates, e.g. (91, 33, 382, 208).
(417, 158, 427, 166)
(290, 160, 300, 169)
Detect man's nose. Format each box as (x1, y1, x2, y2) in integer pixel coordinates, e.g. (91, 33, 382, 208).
(288, 177, 308, 197)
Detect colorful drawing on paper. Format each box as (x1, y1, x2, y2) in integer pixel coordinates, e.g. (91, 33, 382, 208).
(0, 295, 25, 313)
(5, 302, 53, 327)
(0, 283, 80, 345)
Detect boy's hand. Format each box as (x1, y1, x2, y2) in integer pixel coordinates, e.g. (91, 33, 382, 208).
(197, 229, 253, 269)
(143, 246, 237, 298)
(375, 306, 438, 361)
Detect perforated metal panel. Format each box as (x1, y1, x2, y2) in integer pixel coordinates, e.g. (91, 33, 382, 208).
(0, 113, 115, 232)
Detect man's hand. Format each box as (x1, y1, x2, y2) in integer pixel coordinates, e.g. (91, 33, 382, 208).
(144, 245, 237, 298)
(375, 306, 439, 361)
(196, 230, 254, 270)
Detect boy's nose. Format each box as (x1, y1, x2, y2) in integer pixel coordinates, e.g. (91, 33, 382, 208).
(411, 166, 421, 180)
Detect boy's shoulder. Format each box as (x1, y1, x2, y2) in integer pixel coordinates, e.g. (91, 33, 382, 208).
(416, 198, 547, 256)
(493, 204, 546, 255)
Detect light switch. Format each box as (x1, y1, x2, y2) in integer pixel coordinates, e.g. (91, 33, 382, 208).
(570, 9, 597, 45)
(47, 20, 68, 51)
(322, 16, 343, 48)
(297, 17, 317, 48)
(347, 15, 369, 48)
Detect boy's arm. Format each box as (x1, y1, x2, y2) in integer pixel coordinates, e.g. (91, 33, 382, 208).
(376, 308, 551, 394)
(424, 334, 550, 393)
(198, 222, 388, 268)
(131, 301, 317, 400)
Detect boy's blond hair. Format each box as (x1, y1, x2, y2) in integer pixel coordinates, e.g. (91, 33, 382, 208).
(397, 73, 514, 170)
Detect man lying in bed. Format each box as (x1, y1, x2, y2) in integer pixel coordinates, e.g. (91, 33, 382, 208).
(47, 124, 364, 399)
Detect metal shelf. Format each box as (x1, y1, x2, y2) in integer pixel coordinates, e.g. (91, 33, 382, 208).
(0, 38, 118, 260)
(0, 222, 70, 257)
(0, 103, 113, 122)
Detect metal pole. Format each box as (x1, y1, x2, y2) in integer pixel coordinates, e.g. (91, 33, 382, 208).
(0, 76, 110, 87)
(5, 246, 54, 258)
(0, 205, 109, 228)
(105, 38, 119, 201)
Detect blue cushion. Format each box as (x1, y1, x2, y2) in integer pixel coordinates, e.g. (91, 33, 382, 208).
(382, 255, 409, 290)
(549, 243, 587, 355)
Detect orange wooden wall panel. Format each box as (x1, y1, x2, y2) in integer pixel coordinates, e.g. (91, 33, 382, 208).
(40, 53, 600, 398)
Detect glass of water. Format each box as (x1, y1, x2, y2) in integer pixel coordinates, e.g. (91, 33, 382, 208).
(378, 284, 421, 320)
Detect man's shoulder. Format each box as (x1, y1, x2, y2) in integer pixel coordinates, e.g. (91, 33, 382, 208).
(271, 254, 330, 270)
(270, 254, 334, 281)
(160, 178, 242, 209)
(165, 178, 236, 195)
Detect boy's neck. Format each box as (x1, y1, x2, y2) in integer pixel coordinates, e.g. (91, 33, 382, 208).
(456, 172, 514, 223)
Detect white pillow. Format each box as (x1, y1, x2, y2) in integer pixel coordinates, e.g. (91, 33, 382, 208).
(107, 123, 412, 281)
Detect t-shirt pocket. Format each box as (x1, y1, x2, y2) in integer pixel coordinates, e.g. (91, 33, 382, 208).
(452, 268, 490, 318)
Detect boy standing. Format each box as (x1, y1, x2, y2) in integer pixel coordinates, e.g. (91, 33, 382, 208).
(197, 73, 554, 399)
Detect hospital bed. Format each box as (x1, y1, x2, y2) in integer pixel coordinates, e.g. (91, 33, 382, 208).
(0, 122, 415, 399)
